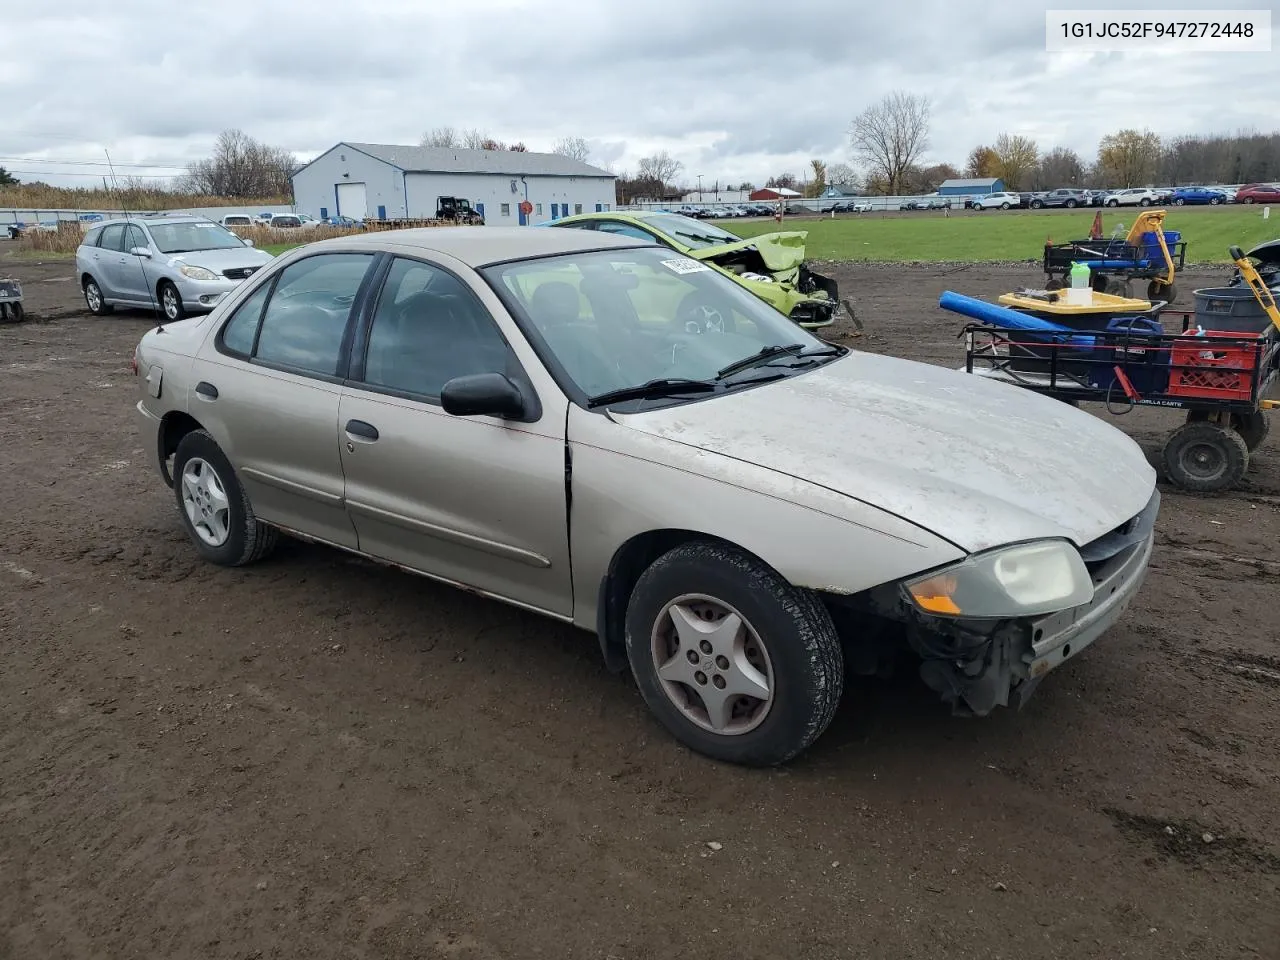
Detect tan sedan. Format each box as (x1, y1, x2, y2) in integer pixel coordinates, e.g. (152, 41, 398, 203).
(133, 228, 1158, 765)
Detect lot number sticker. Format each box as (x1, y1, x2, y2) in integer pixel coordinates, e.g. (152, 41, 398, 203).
(661, 258, 711, 275)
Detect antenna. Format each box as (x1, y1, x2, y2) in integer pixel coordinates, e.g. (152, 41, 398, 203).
(103, 148, 162, 321)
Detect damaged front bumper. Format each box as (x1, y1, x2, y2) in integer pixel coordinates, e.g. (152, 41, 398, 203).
(842, 489, 1159, 716)
(912, 491, 1158, 715)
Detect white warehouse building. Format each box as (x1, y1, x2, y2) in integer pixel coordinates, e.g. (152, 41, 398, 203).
(290, 142, 617, 224)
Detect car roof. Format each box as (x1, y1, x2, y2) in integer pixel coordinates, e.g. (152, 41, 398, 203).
(302, 225, 652, 267)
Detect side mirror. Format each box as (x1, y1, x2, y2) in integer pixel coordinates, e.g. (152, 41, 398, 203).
(130, 246, 152, 258)
(440, 373, 526, 419)
(243, 238, 255, 247)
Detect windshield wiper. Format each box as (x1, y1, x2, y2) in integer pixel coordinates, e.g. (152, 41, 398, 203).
(586, 378, 716, 409)
(716, 344, 842, 380)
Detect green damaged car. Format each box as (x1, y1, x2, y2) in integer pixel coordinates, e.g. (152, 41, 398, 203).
(545, 211, 840, 329)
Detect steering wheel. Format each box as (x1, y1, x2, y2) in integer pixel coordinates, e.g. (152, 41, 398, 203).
(675, 295, 735, 335)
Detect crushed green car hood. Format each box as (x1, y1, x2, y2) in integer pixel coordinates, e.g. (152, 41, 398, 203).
(688, 231, 809, 273)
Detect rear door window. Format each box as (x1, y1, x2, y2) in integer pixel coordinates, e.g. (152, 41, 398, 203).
(217, 253, 375, 377)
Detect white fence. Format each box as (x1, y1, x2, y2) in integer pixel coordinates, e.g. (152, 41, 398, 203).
(0, 204, 297, 228)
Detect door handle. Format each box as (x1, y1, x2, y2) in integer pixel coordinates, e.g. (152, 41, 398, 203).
(195, 381, 218, 400)
(344, 419, 379, 441)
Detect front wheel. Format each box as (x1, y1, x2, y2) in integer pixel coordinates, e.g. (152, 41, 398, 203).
(624, 541, 843, 766)
(1107, 199, 1119, 207)
(172, 430, 278, 566)
(158, 281, 186, 322)
(1030, 200, 1043, 209)
(1000, 202, 1010, 210)
(1210, 197, 1221, 205)
(1244, 198, 1255, 204)
(1174, 198, 1185, 206)
(1161, 421, 1249, 493)
(1140, 198, 1152, 206)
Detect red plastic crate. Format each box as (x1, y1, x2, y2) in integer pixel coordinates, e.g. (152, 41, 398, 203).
(1166, 331, 1260, 401)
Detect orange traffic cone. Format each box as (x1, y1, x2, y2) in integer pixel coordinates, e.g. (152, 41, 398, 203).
(1089, 211, 1103, 239)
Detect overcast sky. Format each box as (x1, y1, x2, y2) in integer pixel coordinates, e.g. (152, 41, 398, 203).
(4, 0, 1277, 190)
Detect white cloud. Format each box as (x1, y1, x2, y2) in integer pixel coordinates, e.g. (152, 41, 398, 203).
(4, 0, 1277, 188)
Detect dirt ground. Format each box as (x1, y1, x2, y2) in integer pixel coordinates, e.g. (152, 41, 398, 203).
(2, 244, 1277, 960)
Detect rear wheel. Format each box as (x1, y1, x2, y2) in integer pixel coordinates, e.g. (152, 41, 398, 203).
(1161, 421, 1250, 493)
(1031, 200, 1044, 209)
(1210, 197, 1221, 205)
(172, 430, 278, 566)
(1000, 202, 1010, 210)
(1140, 198, 1152, 206)
(1188, 410, 1270, 452)
(624, 541, 843, 766)
(83, 276, 113, 316)
(1065, 199, 1078, 208)
(1107, 199, 1119, 207)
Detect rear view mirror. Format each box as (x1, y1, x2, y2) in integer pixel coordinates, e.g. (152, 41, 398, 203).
(130, 246, 152, 258)
(440, 373, 526, 419)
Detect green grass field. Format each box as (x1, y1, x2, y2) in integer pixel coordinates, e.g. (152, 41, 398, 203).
(713, 207, 1278, 264)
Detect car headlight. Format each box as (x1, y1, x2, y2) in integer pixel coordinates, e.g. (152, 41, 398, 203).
(178, 264, 220, 281)
(904, 540, 1093, 619)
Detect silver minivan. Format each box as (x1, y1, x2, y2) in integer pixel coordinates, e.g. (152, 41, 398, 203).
(76, 216, 274, 321)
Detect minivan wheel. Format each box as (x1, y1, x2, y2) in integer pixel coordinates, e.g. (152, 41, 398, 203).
(159, 281, 186, 321)
(83, 277, 113, 315)
(172, 430, 278, 566)
(624, 541, 843, 766)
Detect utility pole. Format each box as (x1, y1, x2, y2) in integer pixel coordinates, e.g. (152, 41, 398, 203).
(696, 174, 703, 202)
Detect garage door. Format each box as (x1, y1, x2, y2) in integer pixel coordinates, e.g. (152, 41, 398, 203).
(336, 182, 368, 220)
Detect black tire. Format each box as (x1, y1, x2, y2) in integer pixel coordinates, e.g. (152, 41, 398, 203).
(1065, 199, 1078, 208)
(1107, 199, 1119, 207)
(1161, 421, 1250, 493)
(1210, 197, 1220, 205)
(0, 302, 22, 324)
(82, 276, 113, 316)
(1140, 198, 1152, 206)
(1031, 200, 1043, 209)
(1000, 202, 1010, 210)
(158, 280, 186, 322)
(1044, 277, 1064, 291)
(623, 540, 844, 766)
(1244, 198, 1255, 204)
(1146, 281, 1176, 303)
(1232, 411, 1270, 452)
(1174, 198, 1185, 206)
(172, 430, 278, 566)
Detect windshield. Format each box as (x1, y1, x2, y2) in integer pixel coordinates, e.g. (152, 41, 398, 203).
(640, 214, 742, 250)
(148, 220, 247, 254)
(483, 247, 833, 407)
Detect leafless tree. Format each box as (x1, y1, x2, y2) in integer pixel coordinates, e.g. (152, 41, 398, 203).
(826, 162, 857, 189)
(420, 126, 459, 148)
(765, 172, 797, 189)
(848, 91, 931, 195)
(179, 129, 294, 199)
(1034, 146, 1085, 189)
(552, 137, 592, 163)
(508, 142, 529, 152)
(636, 151, 683, 187)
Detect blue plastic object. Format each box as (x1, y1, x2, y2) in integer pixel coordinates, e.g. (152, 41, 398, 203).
(1081, 259, 1152, 269)
(1140, 230, 1180, 262)
(939, 291, 1072, 331)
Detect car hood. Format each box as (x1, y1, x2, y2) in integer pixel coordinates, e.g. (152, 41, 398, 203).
(688, 231, 809, 272)
(610, 352, 1156, 553)
(165, 247, 274, 271)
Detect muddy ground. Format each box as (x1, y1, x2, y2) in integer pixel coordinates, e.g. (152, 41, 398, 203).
(2, 245, 1277, 960)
